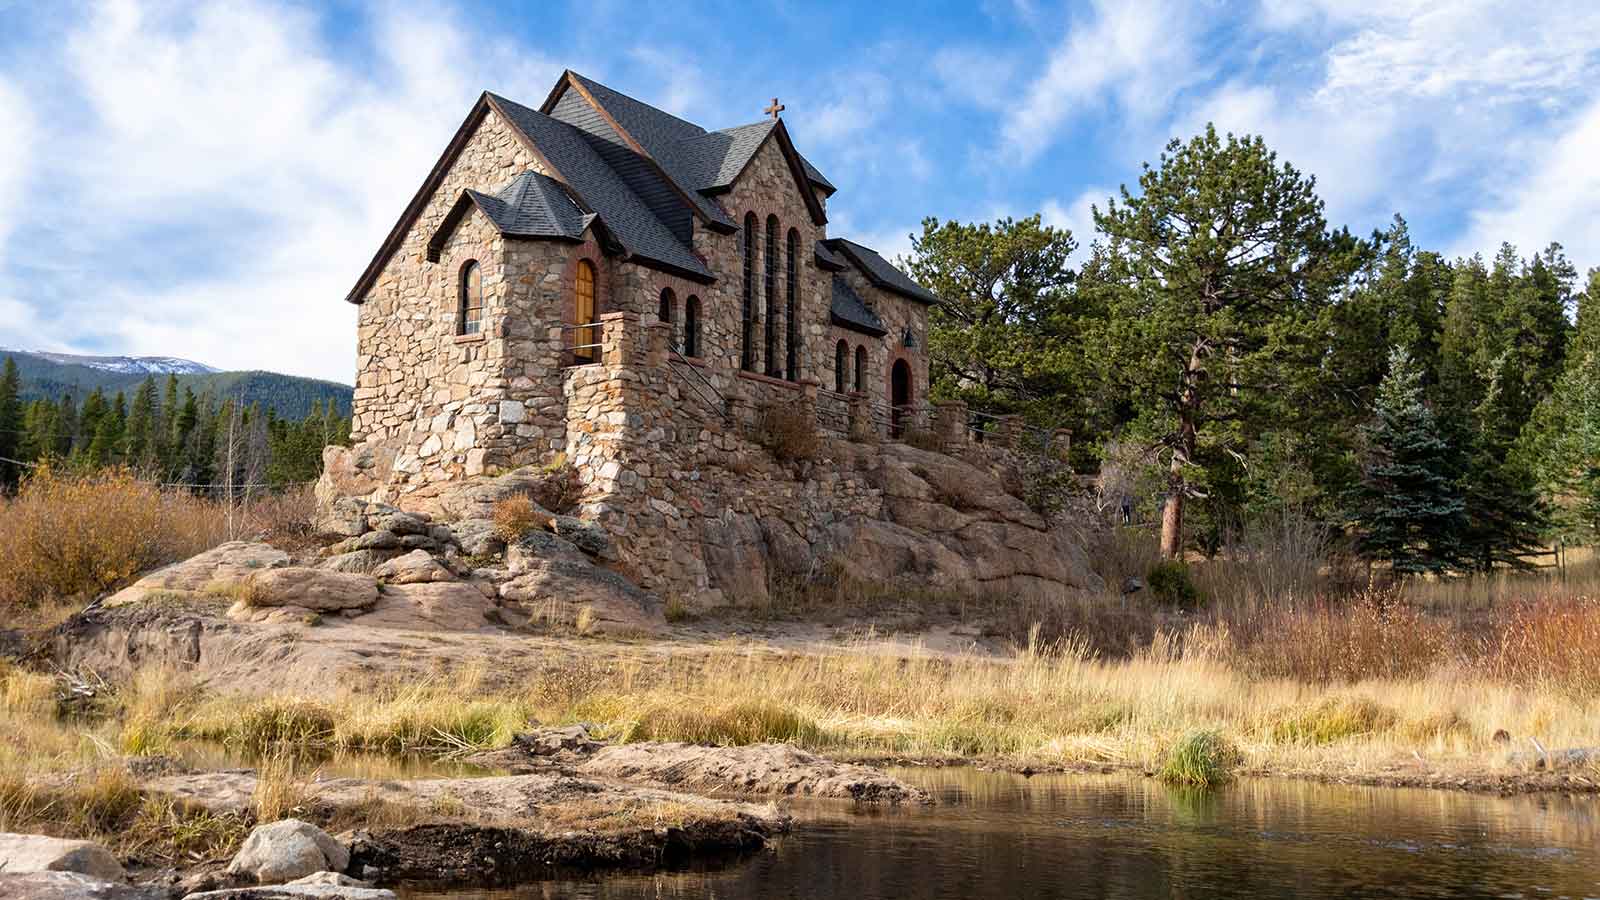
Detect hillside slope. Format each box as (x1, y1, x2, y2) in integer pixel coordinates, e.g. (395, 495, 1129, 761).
(3, 350, 352, 418)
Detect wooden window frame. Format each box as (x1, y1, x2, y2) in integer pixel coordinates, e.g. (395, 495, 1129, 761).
(458, 260, 484, 336)
(785, 228, 799, 381)
(741, 213, 756, 371)
(573, 259, 598, 363)
(834, 340, 847, 393)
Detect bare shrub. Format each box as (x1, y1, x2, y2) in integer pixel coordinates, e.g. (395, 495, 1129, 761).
(492, 494, 547, 541)
(1473, 596, 1600, 694)
(1195, 509, 1344, 607)
(530, 454, 582, 515)
(1226, 587, 1452, 683)
(754, 403, 819, 462)
(0, 467, 228, 611)
(239, 484, 318, 551)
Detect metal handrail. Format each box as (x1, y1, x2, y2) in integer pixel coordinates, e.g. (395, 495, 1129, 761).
(665, 341, 730, 421)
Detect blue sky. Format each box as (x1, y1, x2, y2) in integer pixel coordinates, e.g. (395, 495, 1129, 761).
(1, 0, 1598, 383)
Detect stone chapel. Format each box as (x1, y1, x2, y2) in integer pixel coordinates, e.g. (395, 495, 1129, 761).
(345, 70, 937, 489)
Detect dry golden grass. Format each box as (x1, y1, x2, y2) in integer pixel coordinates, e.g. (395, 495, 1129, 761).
(492, 494, 547, 541)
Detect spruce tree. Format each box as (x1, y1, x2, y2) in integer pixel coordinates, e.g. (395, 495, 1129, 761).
(0, 357, 21, 486)
(1457, 350, 1547, 569)
(126, 377, 161, 471)
(1352, 347, 1466, 575)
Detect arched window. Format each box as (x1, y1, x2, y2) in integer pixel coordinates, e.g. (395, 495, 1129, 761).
(834, 340, 848, 393)
(785, 228, 799, 381)
(684, 295, 701, 358)
(764, 215, 779, 377)
(854, 345, 867, 392)
(741, 213, 756, 371)
(573, 259, 597, 363)
(658, 288, 677, 349)
(458, 260, 483, 335)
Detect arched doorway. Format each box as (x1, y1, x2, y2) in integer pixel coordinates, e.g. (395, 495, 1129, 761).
(890, 358, 912, 438)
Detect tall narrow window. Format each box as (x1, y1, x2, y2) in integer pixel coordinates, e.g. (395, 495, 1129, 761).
(764, 215, 779, 377)
(458, 260, 483, 335)
(658, 288, 677, 349)
(834, 340, 847, 393)
(855, 346, 867, 392)
(785, 229, 799, 381)
(684, 295, 701, 357)
(741, 213, 756, 371)
(574, 259, 597, 363)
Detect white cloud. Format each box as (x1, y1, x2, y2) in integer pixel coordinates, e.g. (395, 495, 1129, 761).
(807, 70, 894, 145)
(0, 0, 561, 384)
(1041, 187, 1109, 261)
(1451, 98, 1600, 271)
(1001, 0, 1203, 162)
(0, 78, 32, 255)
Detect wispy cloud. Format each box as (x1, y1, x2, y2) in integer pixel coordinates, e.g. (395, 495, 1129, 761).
(1001, 0, 1204, 163)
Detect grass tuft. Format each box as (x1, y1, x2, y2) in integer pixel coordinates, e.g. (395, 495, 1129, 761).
(1159, 730, 1241, 787)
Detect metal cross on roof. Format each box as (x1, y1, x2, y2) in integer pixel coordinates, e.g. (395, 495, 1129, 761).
(764, 97, 785, 120)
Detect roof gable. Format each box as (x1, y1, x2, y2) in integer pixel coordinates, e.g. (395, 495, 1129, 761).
(487, 93, 712, 281)
(426, 171, 597, 262)
(825, 238, 939, 305)
(542, 70, 827, 226)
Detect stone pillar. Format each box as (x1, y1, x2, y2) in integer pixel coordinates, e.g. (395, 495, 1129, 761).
(643, 321, 670, 368)
(933, 400, 968, 453)
(600, 311, 639, 368)
(847, 391, 874, 442)
(1052, 428, 1073, 462)
(799, 378, 820, 434)
(998, 415, 1023, 453)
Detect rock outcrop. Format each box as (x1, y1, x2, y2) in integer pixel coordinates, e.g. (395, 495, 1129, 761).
(0, 871, 166, 900)
(0, 833, 125, 881)
(105, 542, 290, 607)
(227, 820, 349, 884)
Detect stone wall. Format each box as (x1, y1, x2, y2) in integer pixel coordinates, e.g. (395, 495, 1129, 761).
(353, 108, 546, 446)
(544, 314, 1089, 606)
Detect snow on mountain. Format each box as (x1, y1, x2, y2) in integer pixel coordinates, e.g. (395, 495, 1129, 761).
(0, 348, 219, 375)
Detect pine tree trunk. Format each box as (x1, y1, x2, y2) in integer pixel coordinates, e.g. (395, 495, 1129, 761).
(1161, 344, 1204, 560)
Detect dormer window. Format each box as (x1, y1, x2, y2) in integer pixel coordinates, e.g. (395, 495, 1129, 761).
(459, 261, 483, 335)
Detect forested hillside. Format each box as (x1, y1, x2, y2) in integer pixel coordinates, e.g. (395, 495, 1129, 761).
(6, 350, 350, 419)
(910, 126, 1599, 573)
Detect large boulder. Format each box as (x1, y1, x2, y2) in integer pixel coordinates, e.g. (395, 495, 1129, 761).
(226, 819, 348, 884)
(245, 569, 379, 612)
(499, 559, 663, 634)
(371, 550, 455, 585)
(313, 498, 371, 540)
(447, 519, 503, 557)
(505, 532, 589, 572)
(355, 582, 496, 631)
(314, 443, 392, 513)
(0, 833, 124, 880)
(317, 549, 400, 575)
(105, 542, 290, 607)
(699, 513, 772, 607)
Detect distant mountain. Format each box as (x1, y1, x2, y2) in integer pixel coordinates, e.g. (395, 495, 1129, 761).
(0, 348, 219, 375)
(2, 349, 352, 419)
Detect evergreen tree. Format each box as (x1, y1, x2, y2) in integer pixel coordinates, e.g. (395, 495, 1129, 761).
(0, 357, 22, 486)
(1090, 125, 1366, 557)
(21, 399, 59, 462)
(124, 377, 158, 469)
(54, 394, 78, 459)
(1351, 347, 1466, 575)
(1457, 350, 1547, 569)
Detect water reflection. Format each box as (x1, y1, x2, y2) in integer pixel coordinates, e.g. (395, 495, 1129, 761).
(403, 768, 1600, 899)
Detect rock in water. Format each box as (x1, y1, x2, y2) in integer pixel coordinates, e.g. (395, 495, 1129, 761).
(0, 833, 125, 880)
(227, 820, 350, 884)
(184, 885, 396, 899)
(0, 871, 168, 899)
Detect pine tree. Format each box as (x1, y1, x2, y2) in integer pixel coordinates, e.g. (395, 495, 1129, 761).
(55, 394, 78, 459)
(1351, 347, 1466, 575)
(0, 357, 22, 486)
(1457, 350, 1547, 570)
(125, 377, 158, 469)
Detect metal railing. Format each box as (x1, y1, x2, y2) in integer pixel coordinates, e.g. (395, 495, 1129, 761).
(560, 322, 603, 365)
(665, 341, 731, 421)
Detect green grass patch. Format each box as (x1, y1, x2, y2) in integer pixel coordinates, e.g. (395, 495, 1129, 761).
(1159, 729, 1241, 787)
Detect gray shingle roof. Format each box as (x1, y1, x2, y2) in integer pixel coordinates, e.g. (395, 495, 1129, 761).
(814, 240, 847, 271)
(465, 171, 590, 239)
(489, 93, 712, 280)
(568, 72, 835, 198)
(831, 275, 887, 336)
(825, 238, 939, 305)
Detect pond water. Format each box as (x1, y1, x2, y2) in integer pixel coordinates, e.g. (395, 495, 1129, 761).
(406, 767, 1600, 900)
